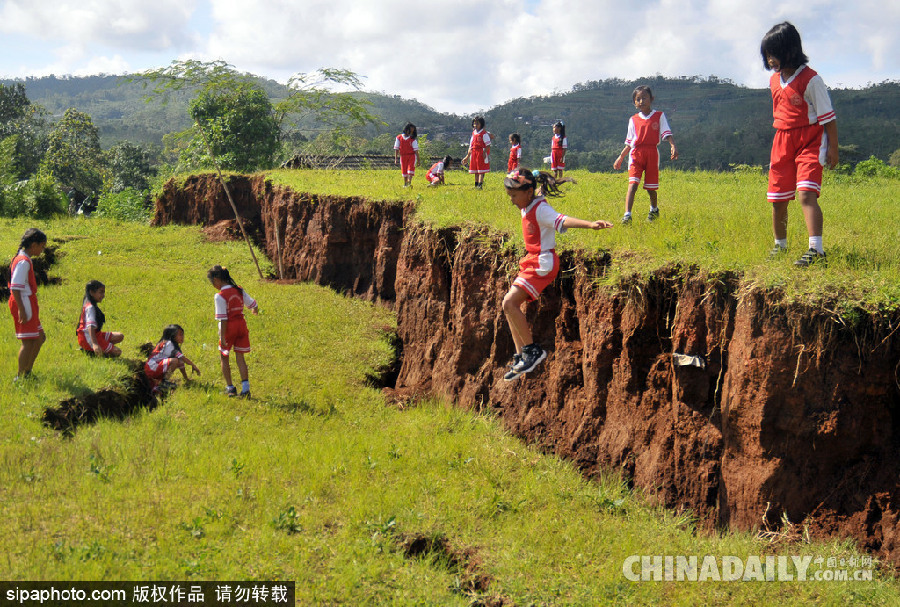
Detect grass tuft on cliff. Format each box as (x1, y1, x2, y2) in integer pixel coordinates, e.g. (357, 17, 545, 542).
(265, 168, 900, 312)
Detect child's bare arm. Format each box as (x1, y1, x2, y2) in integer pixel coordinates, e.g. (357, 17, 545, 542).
(613, 145, 630, 170)
(666, 136, 678, 160)
(824, 121, 839, 168)
(563, 217, 613, 230)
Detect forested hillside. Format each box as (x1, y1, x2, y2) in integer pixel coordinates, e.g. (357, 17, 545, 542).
(3, 74, 897, 171)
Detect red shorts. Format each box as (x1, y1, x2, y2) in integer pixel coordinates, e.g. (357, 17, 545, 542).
(78, 329, 115, 354)
(144, 358, 181, 381)
(469, 149, 490, 174)
(768, 124, 825, 202)
(512, 251, 559, 301)
(219, 318, 251, 355)
(551, 149, 566, 170)
(399, 153, 416, 176)
(628, 145, 660, 190)
(427, 170, 442, 184)
(9, 293, 42, 340)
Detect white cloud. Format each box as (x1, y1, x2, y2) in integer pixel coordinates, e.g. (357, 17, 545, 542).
(0, 0, 896, 112)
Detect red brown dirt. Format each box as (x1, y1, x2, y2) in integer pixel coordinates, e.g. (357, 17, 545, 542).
(155, 173, 900, 565)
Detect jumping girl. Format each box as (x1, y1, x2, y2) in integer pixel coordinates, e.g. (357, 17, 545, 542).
(144, 324, 200, 393)
(8, 228, 47, 382)
(761, 21, 838, 267)
(462, 116, 491, 189)
(550, 122, 567, 179)
(613, 86, 678, 224)
(76, 280, 124, 357)
(501, 169, 612, 381)
(208, 265, 258, 398)
(508, 133, 522, 172)
(394, 123, 419, 187)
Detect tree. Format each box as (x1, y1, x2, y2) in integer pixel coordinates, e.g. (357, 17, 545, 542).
(41, 108, 104, 196)
(0, 83, 48, 179)
(105, 141, 157, 193)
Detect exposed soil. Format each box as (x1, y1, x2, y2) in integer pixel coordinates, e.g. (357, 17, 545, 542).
(1, 243, 62, 300)
(154, 173, 900, 566)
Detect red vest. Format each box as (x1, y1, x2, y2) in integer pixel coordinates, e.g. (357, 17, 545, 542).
(770, 67, 818, 130)
(395, 134, 416, 156)
(219, 287, 247, 321)
(631, 112, 663, 147)
(9, 253, 37, 294)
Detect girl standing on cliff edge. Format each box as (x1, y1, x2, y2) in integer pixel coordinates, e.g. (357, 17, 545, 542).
(501, 169, 612, 382)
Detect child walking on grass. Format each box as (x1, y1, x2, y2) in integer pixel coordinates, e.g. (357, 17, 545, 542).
(394, 123, 419, 187)
(501, 169, 612, 381)
(761, 21, 838, 267)
(8, 228, 47, 382)
(144, 324, 200, 394)
(462, 116, 491, 189)
(208, 265, 258, 398)
(76, 280, 124, 357)
(613, 86, 678, 224)
(550, 122, 567, 179)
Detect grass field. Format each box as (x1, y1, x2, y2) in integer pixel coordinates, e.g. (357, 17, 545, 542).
(2, 170, 900, 604)
(266, 168, 900, 313)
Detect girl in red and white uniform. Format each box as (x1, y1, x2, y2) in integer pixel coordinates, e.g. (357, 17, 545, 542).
(144, 324, 200, 393)
(426, 156, 452, 186)
(508, 133, 522, 172)
(8, 228, 47, 381)
(76, 280, 124, 357)
(393, 123, 419, 187)
(550, 122, 567, 178)
(761, 22, 838, 267)
(462, 116, 491, 189)
(208, 265, 258, 398)
(501, 169, 612, 382)
(613, 86, 678, 224)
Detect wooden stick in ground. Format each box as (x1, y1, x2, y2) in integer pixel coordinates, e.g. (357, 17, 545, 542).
(198, 122, 264, 280)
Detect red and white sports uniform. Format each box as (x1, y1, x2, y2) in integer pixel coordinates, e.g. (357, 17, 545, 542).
(76, 301, 114, 353)
(144, 340, 184, 381)
(508, 144, 522, 172)
(394, 134, 419, 176)
(624, 110, 672, 191)
(468, 129, 491, 174)
(513, 196, 569, 301)
(767, 65, 835, 202)
(8, 250, 42, 340)
(214, 284, 257, 355)
(550, 135, 567, 171)
(426, 161, 445, 184)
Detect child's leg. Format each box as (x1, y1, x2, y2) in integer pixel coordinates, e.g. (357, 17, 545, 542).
(648, 189, 658, 209)
(220, 354, 234, 387)
(798, 191, 823, 239)
(772, 201, 789, 241)
(624, 182, 639, 214)
(18, 332, 45, 375)
(502, 286, 532, 354)
(235, 352, 249, 383)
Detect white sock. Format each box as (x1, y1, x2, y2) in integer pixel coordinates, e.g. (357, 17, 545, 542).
(623, 211, 632, 218)
(650, 206, 658, 212)
(775, 239, 787, 250)
(809, 236, 823, 254)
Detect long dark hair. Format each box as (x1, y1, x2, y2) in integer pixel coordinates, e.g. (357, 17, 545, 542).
(553, 121, 566, 138)
(504, 168, 567, 197)
(760, 22, 809, 71)
(17, 228, 47, 256)
(82, 280, 106, 331)
(403, 122, 418, 139)
(159, 324, 184, 353)
(207, 265, 243, 295)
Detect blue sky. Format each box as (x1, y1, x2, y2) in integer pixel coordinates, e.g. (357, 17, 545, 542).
(1, 0, 897, 114)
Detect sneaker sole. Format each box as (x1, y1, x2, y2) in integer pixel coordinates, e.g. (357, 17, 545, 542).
(503, 369, 524, 382)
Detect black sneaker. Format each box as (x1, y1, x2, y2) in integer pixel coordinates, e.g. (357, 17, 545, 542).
(621, 214, 632, 225)
(225, 386, 237, 397)
(647, 208, 659, 222)
(512, 344, 547, 375)
(503, 368, 524, 382)
(509, 353, 522, 368)
(794, 248, 827, 267)
(768, 245, 788, 260)
(239, 391, 251, 399)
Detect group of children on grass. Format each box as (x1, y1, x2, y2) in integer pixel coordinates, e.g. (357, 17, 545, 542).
(10, 23, 837, 387)
(9, 235, 258, 398)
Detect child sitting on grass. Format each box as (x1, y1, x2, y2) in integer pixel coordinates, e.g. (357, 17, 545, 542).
(143, 324, 200, 394)
(501, 169, 612, 381)
(76, 280, 124, 357)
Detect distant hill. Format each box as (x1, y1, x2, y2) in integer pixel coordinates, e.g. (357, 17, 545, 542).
(3, 74, 897, 171)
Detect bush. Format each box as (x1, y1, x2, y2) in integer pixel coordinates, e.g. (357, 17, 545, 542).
(96, 188, 152, 223)
(0, 170, 65, 218)
(854, 156, 900, 178)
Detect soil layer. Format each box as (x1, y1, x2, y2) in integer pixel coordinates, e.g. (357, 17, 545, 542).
(154, 174, 900, 565)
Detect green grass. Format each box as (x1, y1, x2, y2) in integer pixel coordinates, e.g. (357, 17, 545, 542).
(2, 214, 899, 604)
(265, 168, 900, 312)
